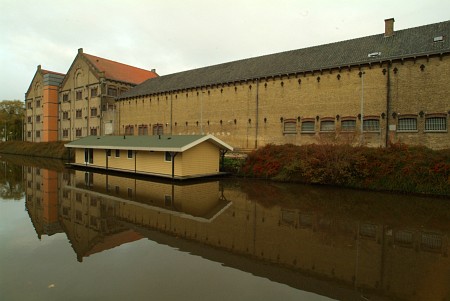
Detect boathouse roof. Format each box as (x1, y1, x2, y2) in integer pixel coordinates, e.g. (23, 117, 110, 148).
(65, 134, 233, 152)
(117, 20, 450, 99)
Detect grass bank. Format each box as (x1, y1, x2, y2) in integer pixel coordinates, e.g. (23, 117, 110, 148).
(0, 141, 70, 160)
(238, 143, 450, 196)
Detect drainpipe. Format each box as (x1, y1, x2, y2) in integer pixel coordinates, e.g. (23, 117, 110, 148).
(255, 79, 259, 149)
(385, 63, 391, 147)
(170, 93, 173, 135)
(171, 152, 178, 180)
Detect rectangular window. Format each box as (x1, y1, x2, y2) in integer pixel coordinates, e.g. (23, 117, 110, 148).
(165, 152, 172, 162)
(153, 124, 164, 135)
(27, 116, 32, 123)
(36, 115, 41, 123)
(63, 129, 69, 137)
(76, 90, 83, 100)
(63, 94, 69, 102)
(138, 125, 148, 135)
(301, 121, 315, 133)
(76, 129, 82, 137)
(107, 87, 117, 97)
(27, 102, 32, 109)
(76, 110, 82, 119)
(119, 88, 128, 95)
(320, 120, 335, 132)
(36, 130, 40, 138)
(90, 107, 98, 117)
(398, 118, 418, 131)
(106, 149, 111, 157)
(283, 119, 297, 134)
(115, 150, 120, 158)
(127, 150, 133, 159)
(62, 111, 69, 120)
(90, 87, 98, 98)
(341, 119, 356, 132)
(27, 131, 31, 138)
(425, 117, 447, 132)
(36, 100, 40, 107)
(363, 119, 380, 132)
(125, 125, 134, 136)
(90, 128, 97, 136)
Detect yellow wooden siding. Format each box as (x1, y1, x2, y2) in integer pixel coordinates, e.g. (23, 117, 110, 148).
(135, 151, 180, 176)
(93, 149, 106, 167)
(75, 149, 84, 163)
(181, 141, 219, 176)
(107, 150, 135, 171)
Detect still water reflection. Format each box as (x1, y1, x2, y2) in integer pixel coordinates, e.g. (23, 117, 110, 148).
(0, 155, 449, 301)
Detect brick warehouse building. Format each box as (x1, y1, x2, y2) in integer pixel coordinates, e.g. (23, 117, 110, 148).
(117, 19, 450, 150)
(58, 48, 158, 141)
(24, 65, 65, 142)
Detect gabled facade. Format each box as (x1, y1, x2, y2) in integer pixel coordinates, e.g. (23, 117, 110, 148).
(24, 65, 65, 142)
(58, 48, 158, 141)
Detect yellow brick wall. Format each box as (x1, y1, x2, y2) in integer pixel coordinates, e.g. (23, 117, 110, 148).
(118, 55, 449, 149)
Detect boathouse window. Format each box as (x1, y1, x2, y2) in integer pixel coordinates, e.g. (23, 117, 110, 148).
(363, 119, 380, 132)
(127, 150, 133, 159)
(165, 152, 172, 162)
(106, 149, 111, 157)
(115, 150, 120, 158)
(301, 121, 315, 133)
(398, 117, 417, 131)
(283, 119, 297, 134)
(320, 120, 335, 132)
(425, 116, 447, 132)
(341, 119, 356, 132)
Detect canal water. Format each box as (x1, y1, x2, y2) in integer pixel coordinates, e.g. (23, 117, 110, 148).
(0, 155, 449, 301)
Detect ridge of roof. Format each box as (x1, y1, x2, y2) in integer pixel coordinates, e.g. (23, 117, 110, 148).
(83, 52, 158, 85)
(118, 20, 450, 100)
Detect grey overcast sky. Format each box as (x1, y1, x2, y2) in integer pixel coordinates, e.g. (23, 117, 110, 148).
(1, 0, 449, 101)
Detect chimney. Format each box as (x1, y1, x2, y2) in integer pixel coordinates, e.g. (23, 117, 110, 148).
(384, 18, 395, 37)
(151, 68, 156, 73)
(37, 65, 41, 71)
(78, 48, 83, 54)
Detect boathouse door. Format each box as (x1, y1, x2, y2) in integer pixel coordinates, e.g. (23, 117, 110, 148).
(84, 148, 93, 164)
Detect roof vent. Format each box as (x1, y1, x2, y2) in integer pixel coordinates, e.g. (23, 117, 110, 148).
(368, 52, 381, 58)
(433, 36, 444, 42)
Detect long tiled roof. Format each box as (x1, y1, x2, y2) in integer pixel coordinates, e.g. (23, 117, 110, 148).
(118, 20, 450, 99)
(83, 53, 158, 85)
(65, 134, 233, 152)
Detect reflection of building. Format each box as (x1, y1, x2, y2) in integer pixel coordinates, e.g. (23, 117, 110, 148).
(22, 165, 449, 301)
(25, 166, 62, 237)
(65, 134, 233, 179)
(24, 65, 65, 142)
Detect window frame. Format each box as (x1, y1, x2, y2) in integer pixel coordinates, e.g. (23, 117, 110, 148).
(301, 120, 315, 133)
(363, 118, 380, 132)
(320, 119, 335, 132)
(425, 115, 447, 132)
(127, 150, 133, 159)
(283, 119, 297, 134)
(397, 116, 418, 132)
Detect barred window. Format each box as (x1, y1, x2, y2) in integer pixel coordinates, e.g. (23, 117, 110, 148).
(62, 111, 69, 120)
(425, 117, 447, 131)
(36, 115, 41, 123)
(398, 118, 417, 131)
(75, 129, 82, 137)
(363, 119, 380, 132)
(63, 129, 69, 137)
(90, 107, 98, 117)
(76, 110, 82, 119)
(301, 121, 315, 133)
(90, 128, 97, 136)
(341, 120, 356, 132)
(283, 119, 297, 134)
(90, 87, 98, 98)
(320, 120, 335, 132)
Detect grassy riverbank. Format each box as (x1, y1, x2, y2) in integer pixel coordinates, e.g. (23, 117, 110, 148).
(0, 141, 69, 159)
(237, 143, 450, 196)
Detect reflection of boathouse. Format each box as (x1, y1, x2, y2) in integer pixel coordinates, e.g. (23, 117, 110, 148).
(21, 163, 449, 301)
(65, 134, 233, 179)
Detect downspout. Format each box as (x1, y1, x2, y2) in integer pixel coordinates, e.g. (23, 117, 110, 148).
(170, 93, 173, 135)
(385, 63, 391, 147)
(255, 79, 259, 149)
(134, 151, 137, 174)
(171, 152, 178, 180)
